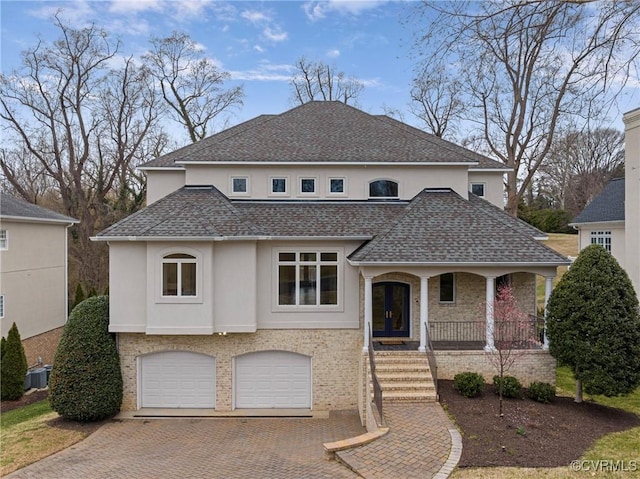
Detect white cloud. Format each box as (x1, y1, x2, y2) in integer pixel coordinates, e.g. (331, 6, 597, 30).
(229, 61, 295, 81)
(108, 0, 163, 14)
(303, 0, 388, 21)
(241, 9, 271, 25)
(263, 27, 287, 42)
(326, 49, 340, 58)
(28, 1, 96, 28)
(254, 45, 265, 53)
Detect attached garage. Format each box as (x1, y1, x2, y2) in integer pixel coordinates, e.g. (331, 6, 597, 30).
(235, 351, 312, 409)
(139, 351, 215, 408)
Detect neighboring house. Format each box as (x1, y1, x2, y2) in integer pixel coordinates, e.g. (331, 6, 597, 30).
(95, 102, 568, 420)
(0, 193, 78, 366)
(571, 107, 640, 295)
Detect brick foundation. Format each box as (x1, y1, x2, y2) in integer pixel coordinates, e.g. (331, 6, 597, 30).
(22, 327, 64, 367)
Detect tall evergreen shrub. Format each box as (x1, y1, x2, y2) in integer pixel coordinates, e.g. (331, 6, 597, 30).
(1, 323, 28, 400)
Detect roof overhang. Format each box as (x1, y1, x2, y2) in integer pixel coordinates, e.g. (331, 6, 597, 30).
(137, 166, 186, 171)
(347, 260, 571, 267)
(569, 220, 625, 228)
(468, 168, 512, 172)
(92, 235, 373, 242)
(175, 160, 478, 167)
(1, 215, 79, 225)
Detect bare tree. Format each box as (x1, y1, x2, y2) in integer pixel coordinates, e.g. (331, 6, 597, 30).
(0, 16, 167, 294)
(412, 1, 640, 214)
(290, 56, 364, 105)
(410, 65, 465, 139)
(538, 128, 624, 215)
(143, 32, 244, 143)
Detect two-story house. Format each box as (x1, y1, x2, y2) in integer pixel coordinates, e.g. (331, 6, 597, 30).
(0, 193, 78, 365)
(95, 102, 568, 421)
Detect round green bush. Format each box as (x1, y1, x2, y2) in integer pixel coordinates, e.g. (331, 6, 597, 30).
(528, 381, 556, 403)
(453, 372, 485, 398)
(493, 375, 523, 399)
(49, 296, 122, 421)
(1, 323, 28, 401)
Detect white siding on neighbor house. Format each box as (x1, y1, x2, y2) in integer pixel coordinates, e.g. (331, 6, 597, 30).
(145, 169, 186, 204)
(256, 240, 362, 329)
(213, 241, 258, 332)
(577, 222, 626, 269)
(624, 108, 640, 294)
(182, 164, 471, 201)
(0, 220, 68, 339)
(109, 242, 147, 333)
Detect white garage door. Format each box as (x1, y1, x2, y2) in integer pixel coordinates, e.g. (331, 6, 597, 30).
(140, 351, 215, 408)
(235, 351, 311, 409)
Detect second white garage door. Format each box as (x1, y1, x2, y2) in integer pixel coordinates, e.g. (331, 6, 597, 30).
(235, 351, 311, 409)
(140, 351, 215, 408)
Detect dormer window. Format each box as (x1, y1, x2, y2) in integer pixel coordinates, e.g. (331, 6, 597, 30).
(369, 180, 398, 198)
(162, 253, 197, 297)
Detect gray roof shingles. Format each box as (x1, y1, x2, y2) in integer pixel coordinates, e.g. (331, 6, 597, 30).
(140, 102, 504, 168)
(97, 186, 567, 266)
(572, 178, 625, 224)
(1, 192, 77, 223)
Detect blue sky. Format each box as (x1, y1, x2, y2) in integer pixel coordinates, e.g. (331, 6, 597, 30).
(1, 0, 419, 129)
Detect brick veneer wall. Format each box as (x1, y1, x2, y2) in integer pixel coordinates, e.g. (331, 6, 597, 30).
(434, 350, 556, 387)
(22, 327, 64, 367)
(117, 329, 361, 412)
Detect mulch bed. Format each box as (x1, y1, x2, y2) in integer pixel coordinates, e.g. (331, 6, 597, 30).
(439, 379, 640, 467)
(0, 389, 50, 413)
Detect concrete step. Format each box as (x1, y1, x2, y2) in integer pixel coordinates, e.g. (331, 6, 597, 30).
(375, 370, 433, 381)
(375, 364, 431, 374)
(378, 381, 435, 392)
(382, 390, 437, 402)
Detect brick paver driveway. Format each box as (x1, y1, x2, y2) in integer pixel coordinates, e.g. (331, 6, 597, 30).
(6, 411, 364, 479)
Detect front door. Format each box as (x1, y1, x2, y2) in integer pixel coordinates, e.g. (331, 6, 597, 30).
(372, 282, 410, 337)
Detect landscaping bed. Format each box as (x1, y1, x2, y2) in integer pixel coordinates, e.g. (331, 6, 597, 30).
(439, 379, 640, 468)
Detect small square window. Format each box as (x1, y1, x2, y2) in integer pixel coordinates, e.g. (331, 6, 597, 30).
(300, 178, 316, 194)
(471, 183, 485, 197)
(0, 230, 7, 250)
(232, 177, 248, 194)
(329, 178, 345, 194)
(271, 178, 287, 194)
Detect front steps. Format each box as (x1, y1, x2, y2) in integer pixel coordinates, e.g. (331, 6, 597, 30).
(371, 350, 437, 403)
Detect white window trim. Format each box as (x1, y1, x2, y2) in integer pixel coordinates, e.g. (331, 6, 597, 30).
(269, 176, 289, 196)
(590, 230, 612, 252)
(0, 230, 7, 250)
(156, 248, 203, 304)
(368, 178, 400, 199)
(439, 273, 456, 304)
(470, 182, 486, 198)
(299, 177, 318, 196)
(230, 176, 250, 196)
(328, 177, 347, 196)
(273, 248, 343, 312)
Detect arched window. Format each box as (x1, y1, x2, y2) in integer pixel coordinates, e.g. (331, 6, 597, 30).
(369, 180, 398, 198)
(162, 253, 197, 297)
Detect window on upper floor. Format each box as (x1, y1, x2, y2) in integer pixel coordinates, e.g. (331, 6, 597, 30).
(590, 231, 612, 252)
(329, 178, 345, 195)
(300, 178, 316, 195)
(470, 183, 486, 197)
(277, 251, 339, 307)
(0, 295, 4, 318)
(162, 253, 197, 297)
(0, 230, 7, 250)
(231, 177, 248, 194)
(271, 177, 288, 195)
(369, 180, 398, 198)
(439, 273, 456, 303)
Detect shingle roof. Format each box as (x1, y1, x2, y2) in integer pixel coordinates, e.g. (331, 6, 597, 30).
(0, 193, 78, 224)
(140, 102, 502, 167)
(97, 186, 568, 266)
(348, 189, 567, 264)
(571, 178, 625, 224)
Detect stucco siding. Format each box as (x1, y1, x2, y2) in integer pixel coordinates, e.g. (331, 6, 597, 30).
(117, 329, 361, 412)
(467, 171, 505, 208)
(109, 242, 147, 333)
(624, 108, 640, 295)
(145, 169, 186, 204)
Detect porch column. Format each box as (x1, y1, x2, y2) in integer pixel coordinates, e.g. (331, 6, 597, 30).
(419, 276, 429, 352)
(484, 276, 496, 351)
(363, 275, 373, 352)
(543, 276, 554, 350)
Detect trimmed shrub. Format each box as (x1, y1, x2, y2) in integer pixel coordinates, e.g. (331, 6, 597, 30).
(528, 382, 556, 403)
(453, 372, 485, 398)
(493, 375, 523, 399)
(1, 323, 28, 400)
(49, 296, 122, 421)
